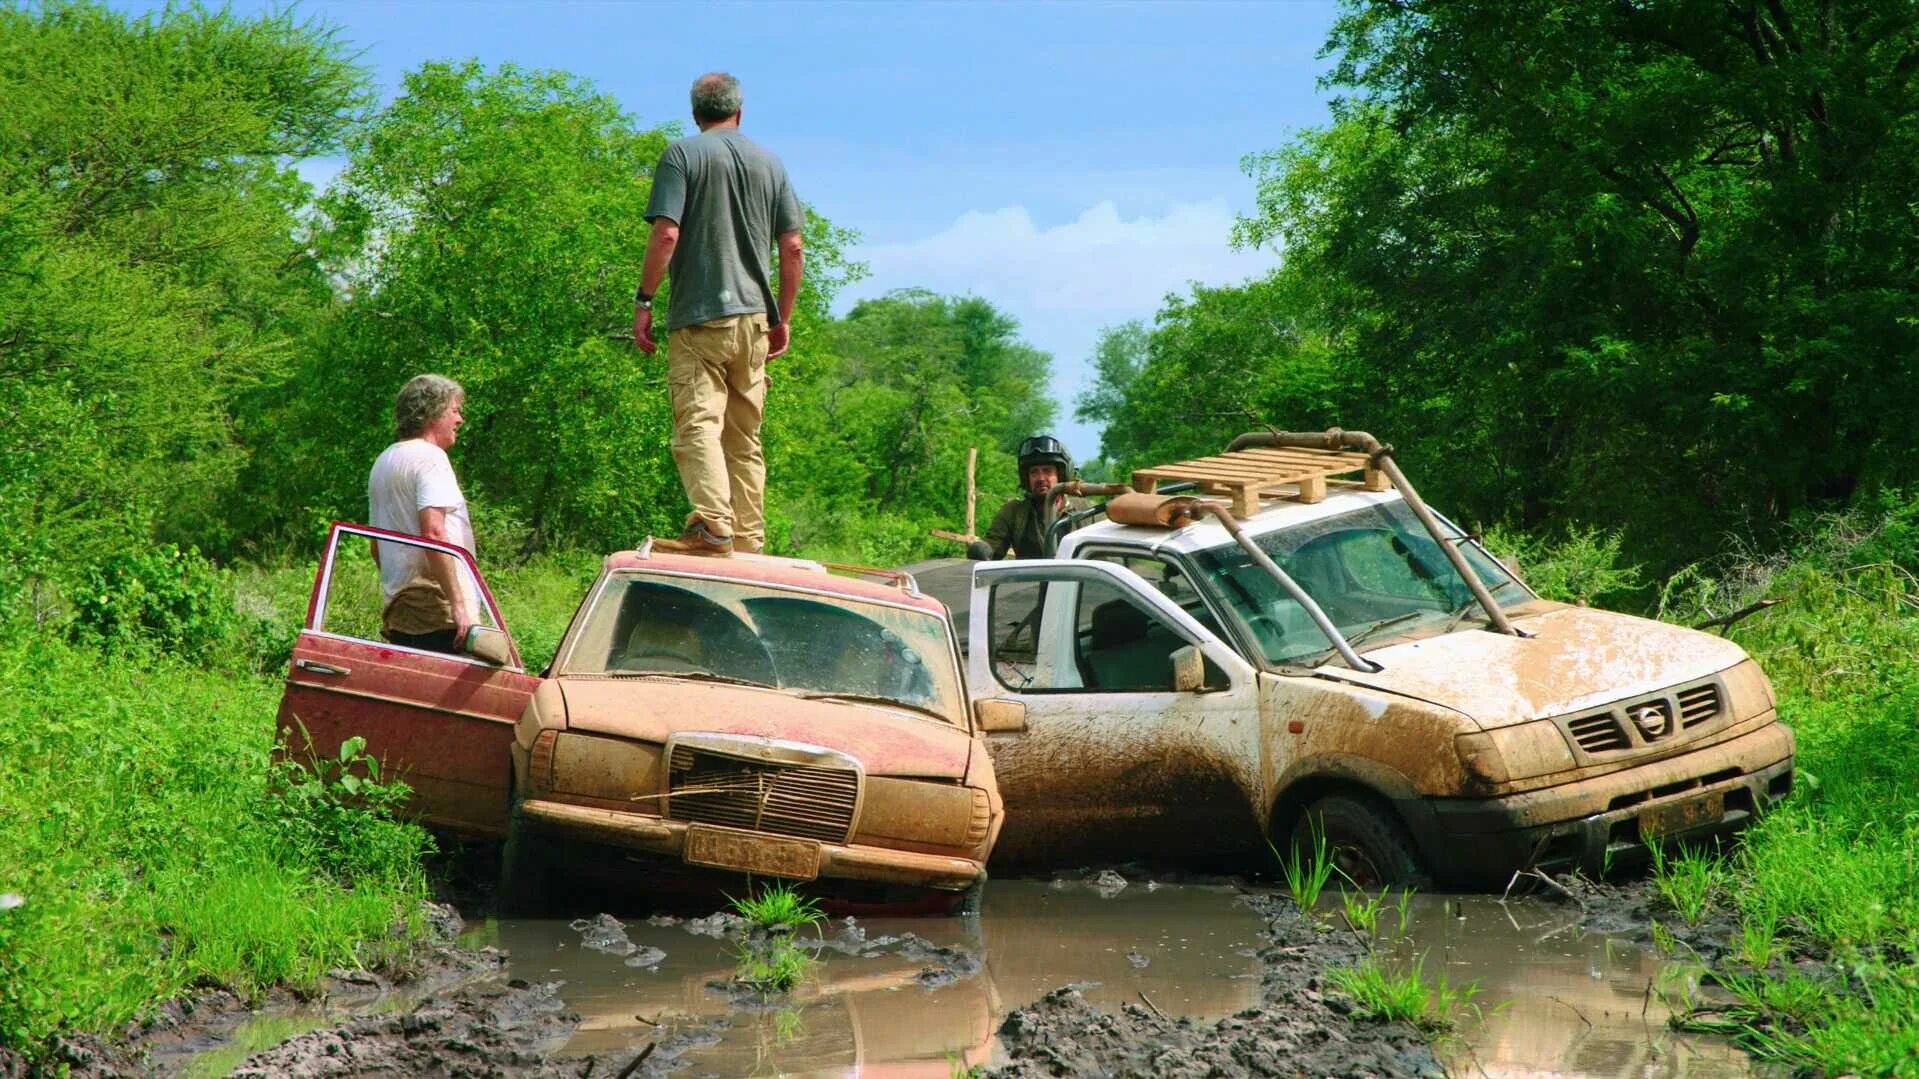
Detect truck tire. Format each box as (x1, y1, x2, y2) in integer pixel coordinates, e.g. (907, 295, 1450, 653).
(1293, 794, 1430, 889)
(498, 809, 559, 917)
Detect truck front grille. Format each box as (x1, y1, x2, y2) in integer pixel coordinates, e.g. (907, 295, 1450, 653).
(665, 745, 859, 843)
(1556, 676, 1730, 761)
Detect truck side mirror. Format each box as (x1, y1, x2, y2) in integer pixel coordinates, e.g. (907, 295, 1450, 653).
(463, 625, 514, 667)
(1171, 644, 1205, 692)
(975, 698, 1027, 733)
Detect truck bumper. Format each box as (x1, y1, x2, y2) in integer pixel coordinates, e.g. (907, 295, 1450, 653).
(517, 798, 985, 892)
(1416, 720, 1796, 886)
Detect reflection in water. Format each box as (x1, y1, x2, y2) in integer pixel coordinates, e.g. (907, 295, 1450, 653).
(171, 883, 1766, 1077)
(480, 880, 1267, 1075)
(1392, 894, 1757, 1078)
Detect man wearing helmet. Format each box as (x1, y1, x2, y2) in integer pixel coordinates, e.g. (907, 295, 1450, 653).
(969, 435, 1093, 560)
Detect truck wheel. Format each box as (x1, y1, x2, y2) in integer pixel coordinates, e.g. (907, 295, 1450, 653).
(498, 810, 559, 917)
(1293, 794, 1429, 889)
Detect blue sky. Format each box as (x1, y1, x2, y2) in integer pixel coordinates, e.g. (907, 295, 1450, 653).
(147, 0, 1342, 459)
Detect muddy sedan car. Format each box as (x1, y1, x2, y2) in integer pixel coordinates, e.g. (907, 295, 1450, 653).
(277, 524, 1001, 913)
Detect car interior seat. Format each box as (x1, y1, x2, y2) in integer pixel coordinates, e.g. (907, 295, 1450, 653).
(1082, 598, 1175, 690)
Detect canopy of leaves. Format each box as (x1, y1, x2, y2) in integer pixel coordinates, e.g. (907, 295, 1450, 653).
(0, 2, 366, 615)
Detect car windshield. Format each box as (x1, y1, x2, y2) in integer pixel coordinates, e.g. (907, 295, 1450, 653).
(1189, 500, 1527, 666)
(560, 571, 966, 725)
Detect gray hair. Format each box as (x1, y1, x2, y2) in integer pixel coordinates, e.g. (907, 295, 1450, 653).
(393, 374, 464, 440)
(690, 72, 742, 124)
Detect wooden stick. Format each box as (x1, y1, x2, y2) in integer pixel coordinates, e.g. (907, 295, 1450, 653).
(1693, 598, 1782, 633)
(1138, 991, 1167, 1020)
(965, 447, 977, 541)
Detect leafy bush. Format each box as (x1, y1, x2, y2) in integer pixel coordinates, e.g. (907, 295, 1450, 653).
(265, 734, 428, 883)
(1480, 524, 1643, 608)
(69, 545, 238, 662)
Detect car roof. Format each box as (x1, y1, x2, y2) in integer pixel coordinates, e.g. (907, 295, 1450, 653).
(601, 548, 950, 616)
(1060, 487, 1411, 559)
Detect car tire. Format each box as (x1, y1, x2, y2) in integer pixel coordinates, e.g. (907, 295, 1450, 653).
(498, 809, 559, 917)
(1292, 794, 1430, 890)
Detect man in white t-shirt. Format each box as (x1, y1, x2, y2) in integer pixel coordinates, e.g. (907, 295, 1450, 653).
(367, 374, 479, 654)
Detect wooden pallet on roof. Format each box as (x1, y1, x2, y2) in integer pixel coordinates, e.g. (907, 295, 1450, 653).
(1129, 446, 1390, 517)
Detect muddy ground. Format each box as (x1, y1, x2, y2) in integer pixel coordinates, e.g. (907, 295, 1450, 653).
(1, 865, 1786, 1078)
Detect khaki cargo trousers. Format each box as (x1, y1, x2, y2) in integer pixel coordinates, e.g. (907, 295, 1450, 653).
(667, 313, 768, 553)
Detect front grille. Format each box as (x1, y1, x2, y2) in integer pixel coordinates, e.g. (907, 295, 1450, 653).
(666, 745, 859, 843)
(1567, 712, 1630, 752)
(1676, 684, 1721, 728)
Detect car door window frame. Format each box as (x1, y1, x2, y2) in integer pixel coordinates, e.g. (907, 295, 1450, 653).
(308, 522, 524, 672)
(973, 559, 1251, 696)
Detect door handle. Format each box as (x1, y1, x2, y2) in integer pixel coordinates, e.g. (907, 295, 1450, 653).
(295, 659, 351, 677)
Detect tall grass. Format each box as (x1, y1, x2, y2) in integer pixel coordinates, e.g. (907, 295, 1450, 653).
(1642, 499, 1919, 1071)
(0, 635, 431, 1054)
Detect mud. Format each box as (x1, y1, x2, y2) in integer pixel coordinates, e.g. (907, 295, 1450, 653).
(15, 870, 1785, 1078)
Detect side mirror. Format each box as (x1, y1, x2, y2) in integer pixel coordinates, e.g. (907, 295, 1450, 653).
(463, 625, 514, 667)
(974, 698, 1027, 733)
(1171, 644, 1205, 692)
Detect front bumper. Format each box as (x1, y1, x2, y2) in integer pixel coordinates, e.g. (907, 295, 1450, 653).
(1415, 719, 1795, 886)
(516, 798, 985, 892)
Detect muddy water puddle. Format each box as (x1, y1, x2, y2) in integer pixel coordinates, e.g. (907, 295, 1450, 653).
(484, 880, 1267, 1074)
(1391, 895, 1758, 1078)
(170, 883, 1763, 1077)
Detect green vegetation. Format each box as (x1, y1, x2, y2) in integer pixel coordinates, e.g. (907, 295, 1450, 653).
(1647, 843, 1726, 928)
(1275, 824, 1338, 915)
(729, 882, 826, 933)
(1324, 955, 1481, 1034)
(0, 637, 430, 1053)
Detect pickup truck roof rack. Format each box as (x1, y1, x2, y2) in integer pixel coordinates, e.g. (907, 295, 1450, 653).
(1128, 446, 1391, 518)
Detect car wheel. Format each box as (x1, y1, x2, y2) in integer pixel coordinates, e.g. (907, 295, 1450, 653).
(1292, 794, 1429, 889)
(499, 809, 559, 917)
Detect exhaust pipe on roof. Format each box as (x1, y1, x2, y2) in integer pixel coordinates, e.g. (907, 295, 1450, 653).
(1225, 428, 1521, 637)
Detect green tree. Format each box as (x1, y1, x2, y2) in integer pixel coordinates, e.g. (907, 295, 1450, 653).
(0, 2, 366, 613)
(1224, 0, 1919, 559)
(258, 60, 858, 558)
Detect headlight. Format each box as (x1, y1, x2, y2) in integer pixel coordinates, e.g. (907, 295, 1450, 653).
(854, 778, 983, 851)
(544, 733, 665, 810)
(1455, 721, 1576, 786)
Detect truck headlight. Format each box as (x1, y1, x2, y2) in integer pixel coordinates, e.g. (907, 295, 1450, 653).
(1455, 721, 1576, 786)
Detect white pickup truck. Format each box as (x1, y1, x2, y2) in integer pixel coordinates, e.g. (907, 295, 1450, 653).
(917, 428, 1795, 887)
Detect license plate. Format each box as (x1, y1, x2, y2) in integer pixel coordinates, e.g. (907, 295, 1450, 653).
(684, 825, 821, 880)
(1640, 791, 1725, 841)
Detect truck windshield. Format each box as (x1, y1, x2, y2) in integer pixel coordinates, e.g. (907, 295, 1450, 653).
(1189, 501, 1525, 666)
(562, 572, 967, 725)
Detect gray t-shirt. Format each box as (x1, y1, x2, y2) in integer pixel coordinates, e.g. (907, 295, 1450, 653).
(644, 129, 803, 333)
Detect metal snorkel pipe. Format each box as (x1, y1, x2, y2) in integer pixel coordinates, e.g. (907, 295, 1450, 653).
(1224, 428, 1521, 637)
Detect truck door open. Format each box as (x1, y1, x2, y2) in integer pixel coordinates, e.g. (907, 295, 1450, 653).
(276, 523, 539, 838)
(967, 559, 1261, 866)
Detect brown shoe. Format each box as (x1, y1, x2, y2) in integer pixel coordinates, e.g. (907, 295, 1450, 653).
(654, 518, 733, 557)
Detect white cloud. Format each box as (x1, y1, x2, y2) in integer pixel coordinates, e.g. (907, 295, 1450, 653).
(842, 200, 1277, 459)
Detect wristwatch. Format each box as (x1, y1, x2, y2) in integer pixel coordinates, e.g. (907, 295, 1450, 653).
(634, 284, 654, 305)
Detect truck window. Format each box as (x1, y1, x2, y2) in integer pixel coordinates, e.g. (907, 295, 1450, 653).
(987, 577, 1226, 693)
(1084, 552, 1226, 640)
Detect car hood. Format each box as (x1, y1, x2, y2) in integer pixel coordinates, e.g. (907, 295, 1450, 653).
(554, 677, 973, 779)
(1319, 605, 1749, 729)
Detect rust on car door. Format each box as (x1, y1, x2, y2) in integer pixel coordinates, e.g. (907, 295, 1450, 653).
(277, 523, 540, 837)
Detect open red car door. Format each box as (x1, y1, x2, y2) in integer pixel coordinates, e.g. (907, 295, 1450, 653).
(276, 523, 541, 837)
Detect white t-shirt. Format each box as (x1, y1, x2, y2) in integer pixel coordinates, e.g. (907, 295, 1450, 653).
(367, 439, 478, 618)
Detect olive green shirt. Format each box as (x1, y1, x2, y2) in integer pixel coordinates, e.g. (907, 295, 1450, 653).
(983, 492, 1094, 560)
(644, 129, 803, 333)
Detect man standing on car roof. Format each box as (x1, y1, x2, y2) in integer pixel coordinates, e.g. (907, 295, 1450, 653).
(633, 71, 804, 558)
(970, 435, 1093, 561)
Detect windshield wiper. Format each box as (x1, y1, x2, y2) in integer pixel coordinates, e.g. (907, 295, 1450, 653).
(796, 691, 951, 722)
(1444, 579, 1520, 632)
(605, 669, 776, 690)
(1305, 611, 1425, 667)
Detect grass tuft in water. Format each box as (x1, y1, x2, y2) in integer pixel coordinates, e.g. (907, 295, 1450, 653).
(1274, 821, 1338, 915)
(1324, 954, 1480, 1033)
(728, 882, 825, 932)
(1648, 842, 1724, 926)
(733, 938, 813, 995)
